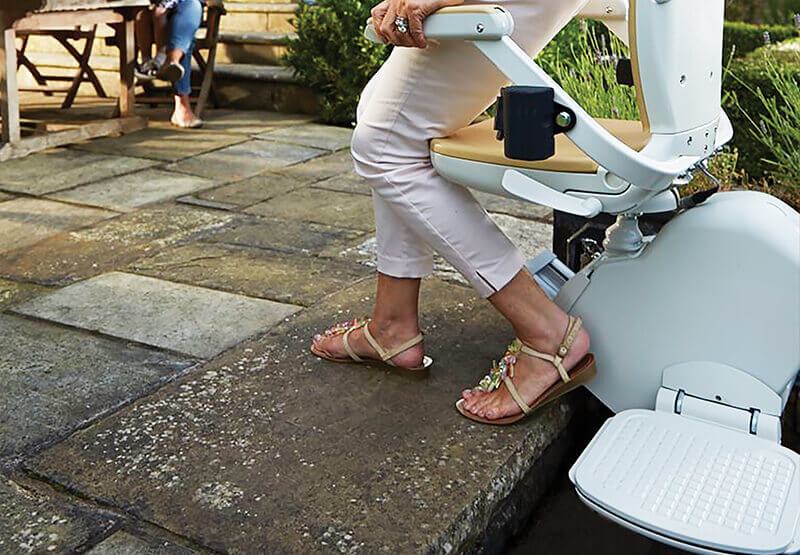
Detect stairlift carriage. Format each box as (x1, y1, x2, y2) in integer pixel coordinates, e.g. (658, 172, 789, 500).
(366, 0, 800, 552)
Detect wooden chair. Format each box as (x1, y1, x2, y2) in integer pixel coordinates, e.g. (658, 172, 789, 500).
(16, 25, 107, 109)
(131, 0, 225, 116)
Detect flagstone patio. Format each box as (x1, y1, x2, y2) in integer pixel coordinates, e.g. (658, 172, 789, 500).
(0, 108, 588, 554)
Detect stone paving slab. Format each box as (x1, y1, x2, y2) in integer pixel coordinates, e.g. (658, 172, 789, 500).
(192, 171, 307, 208)
(0, 313, 196, 459)
(15, 272, 302, 359)
(0, 198, 117, 254)
(26, 277, 578, 554)
(202, 110, 315, 135)
(86, 531, 195, 554)
(0, 479, 116, 554)
(72, 128, 247, 162)
(0, 149, 157, 195)
(255, 123, 353, 152)
(167, 140, 326, 181)
(0, 191, 14, 201)
(128, 242, 372, 306)
(277, 150, 355, 184)
(50, 170, 218, 213)
(0, 278, 51, 310)
(245, 188, 375, 232)
(313, 173, 370, 196)
(0, 207, 233, 286)
(203, 215, 366, 255)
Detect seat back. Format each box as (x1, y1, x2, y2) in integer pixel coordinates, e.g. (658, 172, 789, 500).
(630, 0, 725, 135)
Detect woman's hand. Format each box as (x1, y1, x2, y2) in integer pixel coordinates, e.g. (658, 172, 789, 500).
(371, 0, 463, 48)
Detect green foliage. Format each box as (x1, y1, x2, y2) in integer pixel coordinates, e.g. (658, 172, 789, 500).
(723, 21, 799, 59)
(283, 0, 389, 126)
(734, 50, 800, 188)
(724, 45, 800, 182)
(535, 21, 638, 120)
(724, 0, 800, 24)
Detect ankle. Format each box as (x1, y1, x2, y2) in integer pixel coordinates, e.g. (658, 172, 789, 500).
(515, 311, 568, 351)
(368, 316, 419, 340)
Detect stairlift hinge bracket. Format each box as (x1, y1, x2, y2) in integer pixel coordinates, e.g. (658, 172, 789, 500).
(657, 387, 782, 443)
(656, 361, 785, 442)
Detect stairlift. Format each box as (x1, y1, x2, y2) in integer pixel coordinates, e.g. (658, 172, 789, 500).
(366, 0, 800, 552)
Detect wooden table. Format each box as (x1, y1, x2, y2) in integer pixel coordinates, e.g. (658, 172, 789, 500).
(0, 0, 150, 161)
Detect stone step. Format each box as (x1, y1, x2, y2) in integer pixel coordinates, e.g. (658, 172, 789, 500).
(220, 3, 298, 34)
(219, 30, 296, 45)
(217, 31, 296, 65)
(213, 62, 316, 114)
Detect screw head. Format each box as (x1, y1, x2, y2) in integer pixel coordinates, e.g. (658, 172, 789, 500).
(476, 23, 484, 33)
(687, 136, 693, 145)
(555, 111, 572, 129)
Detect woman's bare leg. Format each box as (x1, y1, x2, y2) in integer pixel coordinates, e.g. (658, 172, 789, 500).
(312, 274, 425, 368)
(460, 269, 590, 419)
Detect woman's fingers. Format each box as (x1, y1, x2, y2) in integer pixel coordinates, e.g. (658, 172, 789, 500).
(408, 11, 426, 48)
(371, 0, 390, 41)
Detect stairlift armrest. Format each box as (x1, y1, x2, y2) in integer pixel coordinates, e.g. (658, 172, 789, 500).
(475, 38, 696, 191)
(364, 10, 701, 191)
(364, 5, 514, 43)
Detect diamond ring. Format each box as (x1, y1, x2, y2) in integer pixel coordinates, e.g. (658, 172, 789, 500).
(394, 16, 409, 33)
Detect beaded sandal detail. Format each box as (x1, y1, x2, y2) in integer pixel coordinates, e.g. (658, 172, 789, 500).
(310, 317, 433, 371)
(455, 315, 596, 425)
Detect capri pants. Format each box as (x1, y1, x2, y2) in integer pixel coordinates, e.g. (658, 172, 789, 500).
(351, 0, 586, 298)
(168, 0, 203, 96)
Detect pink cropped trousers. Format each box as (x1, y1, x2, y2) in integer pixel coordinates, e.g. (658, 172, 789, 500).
(351, 0, 585, 297)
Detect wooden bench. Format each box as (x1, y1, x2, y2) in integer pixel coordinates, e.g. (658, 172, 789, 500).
(1, 1, 150, 162)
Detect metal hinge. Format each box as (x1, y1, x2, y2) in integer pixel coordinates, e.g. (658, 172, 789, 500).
(657, 387, 781, 442)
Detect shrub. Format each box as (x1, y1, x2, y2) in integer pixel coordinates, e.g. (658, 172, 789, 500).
(737, 50, 800, 189)
(536, 21, 638, 120)
(724, 0, 800, 24)
(723, 21, 798, 59)
(724, 44, 800, 180)
(284, 0, 389, 126)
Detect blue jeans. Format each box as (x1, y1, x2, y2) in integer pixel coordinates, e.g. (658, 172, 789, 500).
(168, 0, 202, 95)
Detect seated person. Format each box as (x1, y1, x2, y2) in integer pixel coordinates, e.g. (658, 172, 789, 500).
(135, 0, 204, 128)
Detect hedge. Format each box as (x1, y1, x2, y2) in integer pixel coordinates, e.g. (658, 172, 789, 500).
(723, 21, 799, 59)
(724, 44, 800, 179)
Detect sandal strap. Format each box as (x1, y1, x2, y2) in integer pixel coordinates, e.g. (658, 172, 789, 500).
(342, 322, 367, 362)
(518, 316, 583, 383)
(362, 320, 424, 366)
(503, 376, 532, 415)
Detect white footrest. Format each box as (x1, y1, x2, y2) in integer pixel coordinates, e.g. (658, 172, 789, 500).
(570, 409, 800, 554)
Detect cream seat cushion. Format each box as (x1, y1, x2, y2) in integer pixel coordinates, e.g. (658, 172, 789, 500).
(430, 118, 650, 174)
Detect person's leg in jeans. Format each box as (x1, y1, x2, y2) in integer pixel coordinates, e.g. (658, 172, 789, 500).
(168, 0, 203, 126)
(313, 0, 591, 420)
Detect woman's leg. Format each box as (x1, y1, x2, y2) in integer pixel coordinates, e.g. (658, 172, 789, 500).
(348, 0, 589, 414)
(167, 0, 202, 124)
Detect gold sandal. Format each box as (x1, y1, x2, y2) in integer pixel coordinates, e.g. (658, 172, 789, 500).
(310, 317, 433, 371)
(456, 315, 596, 425)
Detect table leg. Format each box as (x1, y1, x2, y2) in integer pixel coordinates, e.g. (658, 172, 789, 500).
(117, 14, 135, 117)
(1, 27, 21, 144)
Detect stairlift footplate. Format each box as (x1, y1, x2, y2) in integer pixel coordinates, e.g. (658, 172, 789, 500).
(569, 410, 800, 554)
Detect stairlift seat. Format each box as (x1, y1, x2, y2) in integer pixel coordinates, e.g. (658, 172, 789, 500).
(571, 410, 800, 554)
(430, 118, 650, 173)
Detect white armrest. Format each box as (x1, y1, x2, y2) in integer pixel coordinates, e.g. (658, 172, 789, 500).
(364, 5, 513, 43)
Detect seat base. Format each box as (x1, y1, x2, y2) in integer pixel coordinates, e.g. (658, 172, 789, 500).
(430, 118, 649, 174)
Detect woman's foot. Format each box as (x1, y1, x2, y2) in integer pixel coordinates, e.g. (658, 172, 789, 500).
(459, 313, 590, 420)
(156, 60, 184, 83)
(170, 97, 202, 129)
(312, 318, 426, 369)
